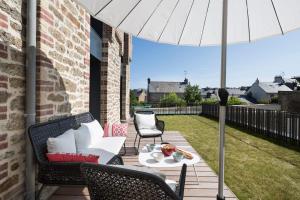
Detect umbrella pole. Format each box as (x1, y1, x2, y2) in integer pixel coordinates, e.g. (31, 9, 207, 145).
(217, 0, 229, 200)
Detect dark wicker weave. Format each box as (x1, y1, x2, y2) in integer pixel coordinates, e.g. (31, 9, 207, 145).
(81, 163, 187, 200)
(133, 111, 165, 154)
(28, 112, 124, 199)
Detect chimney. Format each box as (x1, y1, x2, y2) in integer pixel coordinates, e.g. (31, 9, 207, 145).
(183, 78, 188, 84)
(274, 75, 284, 84)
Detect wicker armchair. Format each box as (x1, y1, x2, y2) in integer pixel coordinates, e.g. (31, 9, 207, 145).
(81, 163, 187, 200)
(133, 111, 165, 153)
(28, 112, 124, 199)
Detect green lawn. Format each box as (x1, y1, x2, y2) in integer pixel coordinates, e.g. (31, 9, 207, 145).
(158, 115, 300, 200)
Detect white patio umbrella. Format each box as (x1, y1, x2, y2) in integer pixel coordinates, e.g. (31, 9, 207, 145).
(76, 0, 300, 199)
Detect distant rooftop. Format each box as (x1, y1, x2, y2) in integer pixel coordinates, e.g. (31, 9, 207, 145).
(132, 88, 146, 96)
(257, 81, 292, 93)
(148, 78, 188, 93)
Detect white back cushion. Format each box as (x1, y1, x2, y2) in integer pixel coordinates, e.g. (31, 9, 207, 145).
(135, 113, 156, 129)
(47, 129, 77, 153)
(75, 120, 104, 152)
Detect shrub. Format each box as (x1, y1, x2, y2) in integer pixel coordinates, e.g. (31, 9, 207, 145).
(201, 98, 218, 105)
(270, 96, 278, 104)
(130, 90, 139, 106)
(227, 96, 245, 105)
(160, 93, 186, 107)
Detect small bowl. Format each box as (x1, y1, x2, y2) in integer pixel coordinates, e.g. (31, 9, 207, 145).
(152, 152, 164, 162)
(161, 144, 176, 156)
(172, 152, 184, 162)
(146, 144, 155, 152)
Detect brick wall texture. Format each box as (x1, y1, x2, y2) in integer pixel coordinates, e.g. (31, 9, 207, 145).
(0, 0, 132, 199)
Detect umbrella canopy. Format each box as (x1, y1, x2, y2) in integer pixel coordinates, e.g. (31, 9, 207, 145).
(76, 0, 300, 199)
(77, 0, 300, 46)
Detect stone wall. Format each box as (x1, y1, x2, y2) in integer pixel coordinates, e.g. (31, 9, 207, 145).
(0, 0, 26, 199)
(36, 0, 90, 122)
(0, 0, 131, 198)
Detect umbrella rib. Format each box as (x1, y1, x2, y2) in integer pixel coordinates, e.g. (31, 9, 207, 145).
(245, 0, 251, 42)
(157, 0, 180, 42)
(199, 0, 210, 46)
(178, 0, 195, 45)
(270, 0, 284, 35)
(116, 0, 143, 29)
(137, 0, 164, 36)
(94, 0, 114, 16)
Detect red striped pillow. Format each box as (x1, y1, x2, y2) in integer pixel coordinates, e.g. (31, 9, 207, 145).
(46, 153, 99, 163)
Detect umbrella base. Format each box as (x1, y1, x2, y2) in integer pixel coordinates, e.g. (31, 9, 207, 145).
(217, 195, 225, 200)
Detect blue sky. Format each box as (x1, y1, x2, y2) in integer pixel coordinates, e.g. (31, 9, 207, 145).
(131, 29, 300, 89)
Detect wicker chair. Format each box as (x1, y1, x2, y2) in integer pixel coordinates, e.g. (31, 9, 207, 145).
(133, 110, 165, 153)
(81, 163, 187, 200)
(28, 112, 124, 199)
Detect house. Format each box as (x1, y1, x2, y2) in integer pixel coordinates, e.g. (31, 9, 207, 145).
(133, 89, 147, 102)
(0, 0, 131, 199)
(273, 75, 298, 90)
(291, 76, 300, 90)
(147, 78, 189, 104)
(201, 87, 247, 99)
(246, 77, 292, 103)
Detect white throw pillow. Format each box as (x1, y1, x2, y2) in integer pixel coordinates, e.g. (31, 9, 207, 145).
(47, 129, 77, 153)
(75, 120, 104, 152)
(135, 113, 156, 129)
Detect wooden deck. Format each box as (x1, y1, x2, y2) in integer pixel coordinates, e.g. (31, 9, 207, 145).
(50, 121, 238, 200)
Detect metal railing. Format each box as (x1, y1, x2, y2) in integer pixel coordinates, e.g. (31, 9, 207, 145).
(132, 105, 202, 115)
(202, 104, 300, 145)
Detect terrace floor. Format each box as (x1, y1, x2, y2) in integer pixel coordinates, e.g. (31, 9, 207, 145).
(50, 121, 238, 200)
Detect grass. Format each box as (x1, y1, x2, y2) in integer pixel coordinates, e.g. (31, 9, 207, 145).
(158, 115, 300, 200)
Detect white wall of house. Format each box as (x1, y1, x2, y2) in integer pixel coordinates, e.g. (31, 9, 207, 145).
(246, 84, 271, 103)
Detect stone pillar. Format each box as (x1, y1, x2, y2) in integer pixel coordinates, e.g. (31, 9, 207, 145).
(121, 33, 132, 121)
(100, 24, 123, 125)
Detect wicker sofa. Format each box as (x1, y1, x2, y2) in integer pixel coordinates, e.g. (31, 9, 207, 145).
(28, 112, 124, 199)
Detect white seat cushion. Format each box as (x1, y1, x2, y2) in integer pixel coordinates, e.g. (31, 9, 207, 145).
(135, 113, 156, 129)
(75, 120, 104, 152)
(165, 179, 177, 191)
(79, 148, 116, 164)
(91, 137, 126, 155)
(47, 129, 77, 153)
(139, 129, 162, 137)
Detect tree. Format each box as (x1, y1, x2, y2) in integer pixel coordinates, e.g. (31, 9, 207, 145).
(130, 90, 139, 106)
(184, 84, 202, 105)
(160, 93, 186, 107)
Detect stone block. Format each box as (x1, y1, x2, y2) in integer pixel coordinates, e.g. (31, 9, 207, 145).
(10, 96, 24, 111)
(6, 113, 24, 131)
(0, 175, 18, 193)
(0, 91, 11, 103)
(47, 93, 64, 102)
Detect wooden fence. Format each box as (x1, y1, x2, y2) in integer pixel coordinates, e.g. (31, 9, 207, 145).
(202, 104, 300, 144)
(132, 105, 202, 115)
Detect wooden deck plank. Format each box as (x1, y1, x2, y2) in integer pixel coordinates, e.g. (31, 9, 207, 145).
(50, 121, 238, 200)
